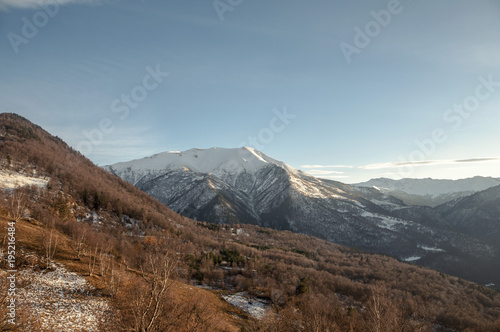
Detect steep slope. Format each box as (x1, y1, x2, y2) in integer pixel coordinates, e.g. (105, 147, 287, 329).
(436, 185, 500, 243)
(2, 113, 500, 331)
(354, 177, 500, 207)
(105, 147, 300, 225)
(106, 148, 418, 247)
(0, 114, 242, 331)
(0, 216, 240, 332)
(105, 148, 499, 286)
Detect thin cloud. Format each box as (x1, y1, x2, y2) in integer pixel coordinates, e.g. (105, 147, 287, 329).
(301, 164, 354, 169)
(456, 158, 500, 163)
(359, 158, 500, 170)
(0, 0, 97, 10)
(317, 175, 350, 180)
(307, 170, 344, 175)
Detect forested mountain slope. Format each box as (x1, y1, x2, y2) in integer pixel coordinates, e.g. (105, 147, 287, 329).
(106, 147, 500, 287)
(1, 113, 499, 331)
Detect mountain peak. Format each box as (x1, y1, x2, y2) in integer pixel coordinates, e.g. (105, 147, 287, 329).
(106, 147, 299, 184)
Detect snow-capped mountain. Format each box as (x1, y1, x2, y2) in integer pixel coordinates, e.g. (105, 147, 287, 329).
(354, 177, 500, 207)
(105, 147, 301, 188)
(104, 147, 500, 285)
(105, 147, 414, 243)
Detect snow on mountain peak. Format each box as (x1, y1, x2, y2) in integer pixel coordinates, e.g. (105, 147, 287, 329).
(106, 147, 299, 179)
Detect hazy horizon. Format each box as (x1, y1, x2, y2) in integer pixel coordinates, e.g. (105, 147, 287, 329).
(1, 0, 500, 183)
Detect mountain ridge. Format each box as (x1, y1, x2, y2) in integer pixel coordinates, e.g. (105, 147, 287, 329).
(2, 113, 500, 331)
(107, 147, 301, 186)
(105, 147, 500, 286)
(354, 176, 500, 207)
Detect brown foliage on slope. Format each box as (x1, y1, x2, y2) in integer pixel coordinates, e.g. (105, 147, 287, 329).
(1, 112, 499, 331)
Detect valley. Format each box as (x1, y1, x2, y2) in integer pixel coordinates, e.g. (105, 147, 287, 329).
(106, 147, 500, 288)
(1, 113, 500, 331)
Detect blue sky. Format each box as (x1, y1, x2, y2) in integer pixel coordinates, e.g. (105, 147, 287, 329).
(1, 0, 499, 183)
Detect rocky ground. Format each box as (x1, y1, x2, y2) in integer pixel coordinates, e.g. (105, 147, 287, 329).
(17, 259, 110, 331)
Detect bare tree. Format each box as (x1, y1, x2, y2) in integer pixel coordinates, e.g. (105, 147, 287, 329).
(88, 246, 98, 277)
(367, 286, 383, 332)
(8, 188, 27, 222)
(71, 223, 89, 260)
(42, 229, 59, 268)
(108, 260, 122, 297)
(99, 248, 111, 277)
(364, 285, 407, 332)
(131, 249, 177, 332)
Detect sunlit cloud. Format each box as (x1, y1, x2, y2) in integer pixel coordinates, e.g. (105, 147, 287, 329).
(317, 175, 350, 180)
(0, 0, 97, 10)
(306, 170, 344, 175)
(301, 164, 354, 169)
(359, 158, 500, 170)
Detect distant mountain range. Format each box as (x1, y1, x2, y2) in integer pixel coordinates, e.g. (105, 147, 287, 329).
(436, 185, 500, 243)
(3, 113, 500, 330)
(354, 177, 500, 207)
(105, 147, 500, 286)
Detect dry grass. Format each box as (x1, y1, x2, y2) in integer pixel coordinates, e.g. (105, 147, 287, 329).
(0, 216, 243, 331)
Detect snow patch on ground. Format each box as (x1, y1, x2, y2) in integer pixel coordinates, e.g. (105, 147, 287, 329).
(418, 245, 445, 252)
(361, 211, 409, 230)
(378, 217, 408, 230)
(0, 170, 49, 190)
(18, 262, 110, 331)
(403, 256, 422, 262)
(290, 176, 330, 199)
(221, 292, 269, 320)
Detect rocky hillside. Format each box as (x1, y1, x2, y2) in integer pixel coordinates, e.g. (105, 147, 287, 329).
(105, 147, 500, 287)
